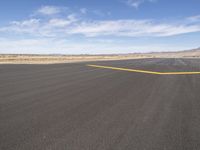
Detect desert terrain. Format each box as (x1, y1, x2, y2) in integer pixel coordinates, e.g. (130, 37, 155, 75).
(0, 48, 199, 64)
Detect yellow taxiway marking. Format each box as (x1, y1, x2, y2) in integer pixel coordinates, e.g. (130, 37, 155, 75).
(87, 64, 200, 75)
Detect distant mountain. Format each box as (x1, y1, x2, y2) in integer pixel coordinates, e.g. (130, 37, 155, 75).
(182, 47, 200, 52)
(147, 47, 200, 58)
(177, 47, 200, 57)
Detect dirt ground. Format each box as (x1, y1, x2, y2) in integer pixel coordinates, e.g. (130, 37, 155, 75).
(0, 49, 200, 64)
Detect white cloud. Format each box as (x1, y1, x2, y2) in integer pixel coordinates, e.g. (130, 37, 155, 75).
(1, 15, 200, 38)
(48, 19, 71, 27)
(37, 6, 61, 15)
(126, 0, 156, 9)
(11, 19, 40, 27)
(0, 5, 200, 54)
(0, 19, 41, 35)
(69, 20, 200, 37)
(126, 0, 143, 8)
(0, 14, 79, 37)
(1, 17, 200, 38)
(48, 15, 77, 27)
(188, 15, 200, 22)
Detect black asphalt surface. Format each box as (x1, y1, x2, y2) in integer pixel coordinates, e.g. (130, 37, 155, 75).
(1, 58, 200, 150)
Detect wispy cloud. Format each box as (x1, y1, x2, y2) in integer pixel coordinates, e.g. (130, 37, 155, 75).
(125, 0, 156, 9)
(187, 15, 200, 22)
(69, 20, 200, 37)
(0, 19, 41, 35)
(1, 16, 199, 38)
(0, 5, 200, 54)
(48, 14, 77, 27)
(0, 14, 78, 37)
(37, 6, 62, 15)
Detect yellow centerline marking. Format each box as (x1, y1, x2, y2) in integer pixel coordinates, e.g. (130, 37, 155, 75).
(87, 64, 200, 75)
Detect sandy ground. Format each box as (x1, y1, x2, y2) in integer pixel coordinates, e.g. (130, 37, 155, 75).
(0, 48, 200, 64)
(0, 54, 151, 64)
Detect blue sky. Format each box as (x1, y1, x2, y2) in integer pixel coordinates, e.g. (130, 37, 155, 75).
(0, 0, 200, 54)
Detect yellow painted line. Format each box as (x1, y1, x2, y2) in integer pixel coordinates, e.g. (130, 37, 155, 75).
(160, 72, 200, 75)
(88, 64, 161, 75)
(87, 64, 200, 75)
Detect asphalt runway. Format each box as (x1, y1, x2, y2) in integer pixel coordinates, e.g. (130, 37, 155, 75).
(1, 58, 200, 150)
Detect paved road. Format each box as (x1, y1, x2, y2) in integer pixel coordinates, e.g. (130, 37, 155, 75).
(1, 58, 200, 150)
